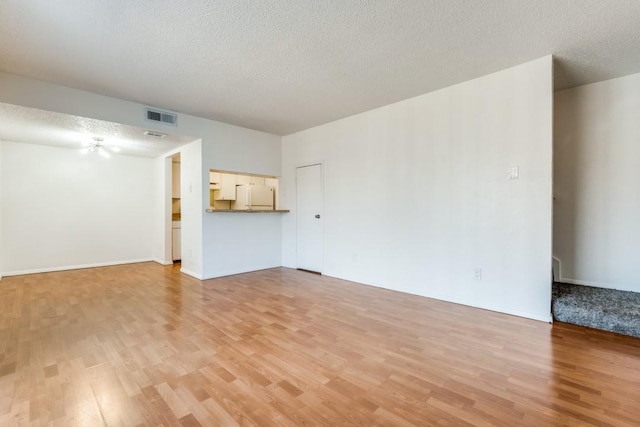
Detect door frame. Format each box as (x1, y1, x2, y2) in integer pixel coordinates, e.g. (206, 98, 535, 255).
(295, 161, 324, 273)
(159, 154, 174, 265)
(161, 149, 184, 266)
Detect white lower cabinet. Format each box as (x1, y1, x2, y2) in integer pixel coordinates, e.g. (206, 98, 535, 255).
(172, 228, 181, 261)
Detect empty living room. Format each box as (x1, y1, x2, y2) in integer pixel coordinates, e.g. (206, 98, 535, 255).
(1, 1, 639, 426)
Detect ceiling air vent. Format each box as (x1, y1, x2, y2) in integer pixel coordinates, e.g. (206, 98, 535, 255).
(144, 130, 167, 138)
(145, 108, 177, 126)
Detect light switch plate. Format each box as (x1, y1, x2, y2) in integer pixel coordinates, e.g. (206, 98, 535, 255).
(508, 166, 519, 180)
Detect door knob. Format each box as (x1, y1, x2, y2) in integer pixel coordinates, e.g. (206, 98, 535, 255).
(315, 214, 320, 218)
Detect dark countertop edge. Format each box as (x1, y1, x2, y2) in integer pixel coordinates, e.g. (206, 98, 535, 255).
(205, 209, 290, 213)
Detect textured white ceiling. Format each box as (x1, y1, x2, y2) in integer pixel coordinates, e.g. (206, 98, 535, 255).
(0, 103, 195, 157)
(1, 0, 639, 135)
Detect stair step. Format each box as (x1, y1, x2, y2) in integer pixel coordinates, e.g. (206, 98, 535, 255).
(552, 282, 640, 338)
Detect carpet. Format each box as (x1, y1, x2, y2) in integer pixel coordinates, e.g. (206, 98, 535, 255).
(552, 282, 640, 338)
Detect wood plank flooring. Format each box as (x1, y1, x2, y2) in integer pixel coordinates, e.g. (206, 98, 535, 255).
(1, 263, 639, 426)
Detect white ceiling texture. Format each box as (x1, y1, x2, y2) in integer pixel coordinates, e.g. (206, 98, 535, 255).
(0, 0, 639, 146)
(0, 103, 195, 157)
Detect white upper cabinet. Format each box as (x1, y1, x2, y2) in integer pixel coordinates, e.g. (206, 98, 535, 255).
(250, 176, 266, 186)
(209, 171, 221, 189)
(237, 174, 266, 185)
(213, 173, 237, 200)
(236, 174, 251, 185)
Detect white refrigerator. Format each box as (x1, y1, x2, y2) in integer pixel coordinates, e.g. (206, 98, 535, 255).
(231, 185, 274, 210)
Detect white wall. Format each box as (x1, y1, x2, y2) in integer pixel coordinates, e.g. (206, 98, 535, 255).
(282, 56, 554, 321)
(153, 154, 173, 265)
(554, 73, 640, 292)
(0, 72, 282, 279)
(0, 140, 3, 279)
(179, 139, 204, 278)
(201, 125, 282, 279)
(1, 140, 155, 274)
(203, 213, 283, 278)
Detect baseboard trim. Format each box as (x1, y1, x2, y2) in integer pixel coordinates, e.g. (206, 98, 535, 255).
(401, 291, 552, 323)
(202, 264, 282, 280)
(180, 268, 204, 280)
(153, 258, 174, 266)
(452, 299, 553, 323)
(558, 277, 638, 293)
(1, 258, 154, 277)
(320, 271, 553, 323)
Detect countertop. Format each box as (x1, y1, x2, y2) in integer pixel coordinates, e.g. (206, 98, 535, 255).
(205, 209, 290, 213)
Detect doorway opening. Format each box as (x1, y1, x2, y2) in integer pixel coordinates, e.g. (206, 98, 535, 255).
(171, 154, 181, 262)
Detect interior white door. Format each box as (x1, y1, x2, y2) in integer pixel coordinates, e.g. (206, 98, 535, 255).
(296, 164, 323, 273)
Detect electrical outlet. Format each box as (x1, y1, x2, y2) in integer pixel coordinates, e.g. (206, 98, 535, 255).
(474, 268, 482, 281)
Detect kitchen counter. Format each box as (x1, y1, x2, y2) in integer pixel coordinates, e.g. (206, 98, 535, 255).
(206, 209, 290, 213)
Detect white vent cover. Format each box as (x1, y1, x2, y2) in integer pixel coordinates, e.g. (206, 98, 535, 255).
(145, 108, 177, 126)
(144, 130, 167, 138)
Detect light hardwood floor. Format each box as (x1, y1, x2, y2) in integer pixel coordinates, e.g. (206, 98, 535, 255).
(1, 263, 639, 426)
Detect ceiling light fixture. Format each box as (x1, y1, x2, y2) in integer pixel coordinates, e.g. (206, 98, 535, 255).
(80, 137, 120, 158)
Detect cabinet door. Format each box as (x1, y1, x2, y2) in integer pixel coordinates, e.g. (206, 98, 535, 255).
(218, 173, 237, 200)
(250, 176, 266, 186)
(236, 174, 251, 185)
(265, 178, 278, 187)
(209, 171, 221, 189)
(172, 228, 181, 261)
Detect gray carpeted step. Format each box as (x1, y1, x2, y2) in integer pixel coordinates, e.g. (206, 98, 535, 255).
(552, 282, 640, 338)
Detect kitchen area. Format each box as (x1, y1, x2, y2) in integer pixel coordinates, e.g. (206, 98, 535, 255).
(202, 169, 288, 278)
(207, 170, 288, 212)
